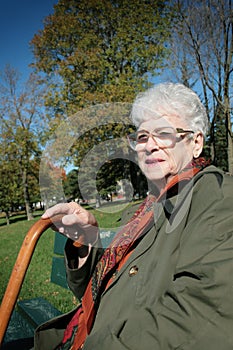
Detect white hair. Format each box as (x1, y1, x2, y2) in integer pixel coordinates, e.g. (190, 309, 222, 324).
(131, 82, 209, 137)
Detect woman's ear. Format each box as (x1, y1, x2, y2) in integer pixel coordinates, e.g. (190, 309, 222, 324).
(193, 132, 204, 158)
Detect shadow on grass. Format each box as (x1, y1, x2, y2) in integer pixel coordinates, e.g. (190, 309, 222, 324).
(0, 211, 43, 227)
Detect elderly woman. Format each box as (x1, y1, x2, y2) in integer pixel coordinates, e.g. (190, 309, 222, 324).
(35, 83, 233, 349)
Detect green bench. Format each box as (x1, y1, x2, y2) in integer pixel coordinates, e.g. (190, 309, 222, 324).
(3, 230, 116, 346)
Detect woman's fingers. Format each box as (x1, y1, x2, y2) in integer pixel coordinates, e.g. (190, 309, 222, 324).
(41, 202, 79, 219)
(41, 202, 98, 244)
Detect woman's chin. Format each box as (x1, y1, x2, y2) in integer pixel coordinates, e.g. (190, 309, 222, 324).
(144, 170, 167, 184)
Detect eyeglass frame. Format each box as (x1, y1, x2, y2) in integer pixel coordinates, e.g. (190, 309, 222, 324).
(127, 127, 194, 150)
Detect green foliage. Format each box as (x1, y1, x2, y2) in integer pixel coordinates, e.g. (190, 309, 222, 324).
(63, 121, 148, 201)
(0, 160, 22, 223)
(40, 161, 67, 208)
(63, 169, 80, 200)
(97, 159, 128, 195)
(31, 0, 174, 113)
(0, 127, 23, 222)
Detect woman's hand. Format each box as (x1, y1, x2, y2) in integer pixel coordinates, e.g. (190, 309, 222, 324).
(41, 202, 98, 246)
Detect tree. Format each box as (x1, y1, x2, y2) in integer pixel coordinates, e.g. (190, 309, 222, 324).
(63, 169, 80, 201)
(0, 157, 22, 225)
(40, 161, 67, 209)
(28, 157, 44, 210)
(31, 0, 174, 114)
(167, 0, 233, 171)
(0, 65, 47, 220)
(31, 0, 176, 199)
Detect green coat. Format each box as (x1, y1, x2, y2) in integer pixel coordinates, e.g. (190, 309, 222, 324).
(35, 166, 233, 349)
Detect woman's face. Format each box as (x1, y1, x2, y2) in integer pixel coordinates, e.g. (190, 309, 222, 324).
(136, 116, 203, 189)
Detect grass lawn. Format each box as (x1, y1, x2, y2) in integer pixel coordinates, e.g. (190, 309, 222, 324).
(0, 201, 133, 314)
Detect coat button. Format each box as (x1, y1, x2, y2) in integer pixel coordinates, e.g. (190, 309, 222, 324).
(129, 265, 139, 276)
(112, 271, 118, 279)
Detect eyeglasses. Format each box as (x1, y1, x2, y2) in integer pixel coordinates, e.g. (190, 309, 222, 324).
(127, 127, 194, 150)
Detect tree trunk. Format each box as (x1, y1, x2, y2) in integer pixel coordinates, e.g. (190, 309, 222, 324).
(5, 211, 10, 225)
(22, 169, 34, 220)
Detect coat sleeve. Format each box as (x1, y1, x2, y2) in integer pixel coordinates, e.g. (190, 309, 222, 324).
(64, 202, 141, 300)
(84, 172, 233, 350)
(64, 237, 104, 300)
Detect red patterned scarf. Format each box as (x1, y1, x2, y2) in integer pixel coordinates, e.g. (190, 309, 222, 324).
(56, 158, 210, 350)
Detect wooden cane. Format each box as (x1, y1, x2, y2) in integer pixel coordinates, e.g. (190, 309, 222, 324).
(0, 215, 84, 346)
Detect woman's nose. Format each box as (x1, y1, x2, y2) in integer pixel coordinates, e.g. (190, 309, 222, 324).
(144, 135, 159, 152)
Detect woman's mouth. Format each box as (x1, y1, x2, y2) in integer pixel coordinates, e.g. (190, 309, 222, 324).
(145, 158, 164, 165)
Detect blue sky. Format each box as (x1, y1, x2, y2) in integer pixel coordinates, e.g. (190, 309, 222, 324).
(0, 0, 57, 81)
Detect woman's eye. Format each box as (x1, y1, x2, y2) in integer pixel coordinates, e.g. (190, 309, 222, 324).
(137, 134, 148, 142)
(158, 132, 170, 136)
(156, 130, 173, 137)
